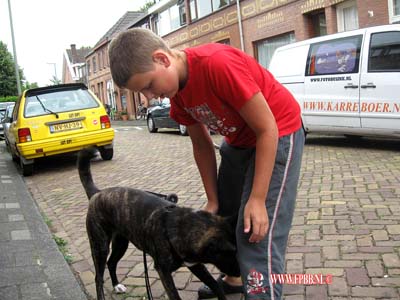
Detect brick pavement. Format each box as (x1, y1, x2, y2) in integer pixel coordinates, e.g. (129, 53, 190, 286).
(22, 125, 400, 300)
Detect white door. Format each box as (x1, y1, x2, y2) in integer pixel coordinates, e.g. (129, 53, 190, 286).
(360, 28, 400, 133)
(303, 34, 363, 131)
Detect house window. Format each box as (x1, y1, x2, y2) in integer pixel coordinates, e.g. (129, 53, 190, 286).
(92, 57, 97, 73)
(190, 0, 198, 20)
(256, 33, 296, 69)
(312, 12, 327, 37)
(86, 61, 91, 76)
(336, 0, 359, 32)
(157, 2, 187, 36)
(217, 39, 230, 45)
(191, 0, 233, 20)
(213, 0, 228, 10)
(197, 0, 212, 19)
(389, 0, 400, 23)
(179, 3, 187, 25)
(99, 52, 103, 70)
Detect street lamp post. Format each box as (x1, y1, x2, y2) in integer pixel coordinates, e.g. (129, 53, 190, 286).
(7, 0, 21, 95)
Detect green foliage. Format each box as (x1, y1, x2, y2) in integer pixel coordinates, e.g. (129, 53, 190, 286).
(49, 75, 61, 85)
(140, 0, 156, 12)
(0, 41, 26, 97)
(0, 96, 18, 102)
(53, 235, 73, 264)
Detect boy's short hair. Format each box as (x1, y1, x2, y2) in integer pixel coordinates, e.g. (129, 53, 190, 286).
(109, 28, 170, 88)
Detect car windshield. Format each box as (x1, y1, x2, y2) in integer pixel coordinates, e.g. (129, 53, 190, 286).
(24, 89, 99, 117)
(0, 110, 5, 119)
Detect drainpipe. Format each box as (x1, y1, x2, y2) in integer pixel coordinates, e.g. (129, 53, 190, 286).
(236, 0, 245, 51)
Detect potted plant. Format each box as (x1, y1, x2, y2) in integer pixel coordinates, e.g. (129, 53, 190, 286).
(120, 109, 129, 121)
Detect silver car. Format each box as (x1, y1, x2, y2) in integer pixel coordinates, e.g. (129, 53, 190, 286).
(1, 102, 15, 146)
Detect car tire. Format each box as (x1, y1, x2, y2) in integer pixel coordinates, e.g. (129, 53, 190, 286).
(179, 124, 188, 136)
(20, 160, 33, 176)
(147, 116, 158, 133)
(99, 146, 113, 160)
(7, 144, 18, 161)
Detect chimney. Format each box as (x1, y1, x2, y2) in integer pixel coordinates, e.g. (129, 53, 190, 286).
(71, 44, 77, 63)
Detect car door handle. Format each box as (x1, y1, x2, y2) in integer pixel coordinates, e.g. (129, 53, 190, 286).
(361, 83, 376, 88)
(344, 83, 359, 89)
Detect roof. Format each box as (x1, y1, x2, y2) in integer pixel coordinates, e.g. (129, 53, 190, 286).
(92, 11, 146, 50)
(66, 45, 91, 64)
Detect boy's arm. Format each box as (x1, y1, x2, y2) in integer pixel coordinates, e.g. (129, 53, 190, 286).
(187, 123, 219, 213)
(238, 92, 279, 243)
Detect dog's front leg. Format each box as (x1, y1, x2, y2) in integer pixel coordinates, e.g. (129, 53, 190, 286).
(188, 264, 227, 300)
(156, 269, 182, 300)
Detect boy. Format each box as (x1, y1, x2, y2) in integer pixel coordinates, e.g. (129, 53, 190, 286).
(109, 28, 304, 300)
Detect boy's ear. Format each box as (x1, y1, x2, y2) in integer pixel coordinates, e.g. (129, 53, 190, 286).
(152, 50, 171, 67)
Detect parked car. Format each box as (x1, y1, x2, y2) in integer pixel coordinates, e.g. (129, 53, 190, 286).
(0, 102, 15, 140)
(1, 102, 15, 147)
(269, 24, 400, 139)
(7, 83, 115, 176)
(146, 98, 188, 135)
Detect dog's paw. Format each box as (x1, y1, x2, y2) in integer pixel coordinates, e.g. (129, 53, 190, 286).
(114, 284, 127, 294)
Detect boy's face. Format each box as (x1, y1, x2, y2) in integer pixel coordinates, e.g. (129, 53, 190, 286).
(125, 50, 180, 100)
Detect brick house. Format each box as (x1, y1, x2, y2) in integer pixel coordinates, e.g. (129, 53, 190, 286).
(86, 0, 399, 119)
(62, 44, 91, 84)
(85, 11, 146, 119)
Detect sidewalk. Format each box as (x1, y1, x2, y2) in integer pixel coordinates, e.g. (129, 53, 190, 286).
(0, 145, 87, 300)
(111, 118, 147, 127)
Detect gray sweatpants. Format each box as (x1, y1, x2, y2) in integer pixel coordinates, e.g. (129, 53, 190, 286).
(217, 127, 305, 300)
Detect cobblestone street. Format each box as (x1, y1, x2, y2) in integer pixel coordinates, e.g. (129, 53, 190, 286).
(24, 124, 400, 299)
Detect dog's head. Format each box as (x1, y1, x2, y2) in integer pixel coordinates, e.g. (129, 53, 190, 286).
(167, 210, 240, 277)
(198, 213, 240, 277)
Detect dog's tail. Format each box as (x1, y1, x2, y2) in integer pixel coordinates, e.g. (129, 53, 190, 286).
(77, 147, 100, 199)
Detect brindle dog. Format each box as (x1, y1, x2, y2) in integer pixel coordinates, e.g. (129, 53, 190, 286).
(77, 148, 240, 300)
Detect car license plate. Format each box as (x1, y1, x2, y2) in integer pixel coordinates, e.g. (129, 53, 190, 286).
(50, 121, 83, 133)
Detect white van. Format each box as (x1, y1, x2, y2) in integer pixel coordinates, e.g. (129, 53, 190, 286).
(269, 25, 400, 138)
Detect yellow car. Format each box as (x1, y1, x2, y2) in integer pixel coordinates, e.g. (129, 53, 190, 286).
(8, 83, 115, 176)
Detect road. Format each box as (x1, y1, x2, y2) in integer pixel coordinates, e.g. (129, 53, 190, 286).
(13, 125, 400, 299)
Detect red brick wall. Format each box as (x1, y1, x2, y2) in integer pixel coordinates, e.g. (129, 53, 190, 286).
(357, 0, 389, 28)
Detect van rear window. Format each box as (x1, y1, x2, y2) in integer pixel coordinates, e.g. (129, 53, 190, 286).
(306, 35, 362, 76)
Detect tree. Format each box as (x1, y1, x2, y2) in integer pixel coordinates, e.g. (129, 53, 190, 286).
(140, 0, 156, 12)
(49, 75, 61, 86)
(0, 41, 25, 97)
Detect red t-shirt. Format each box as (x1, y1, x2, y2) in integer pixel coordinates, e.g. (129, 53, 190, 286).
(170, 43, 301, 147)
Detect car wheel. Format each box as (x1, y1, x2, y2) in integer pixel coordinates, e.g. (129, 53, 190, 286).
(20, 160, 33, 176)
(179, 124, 188, 136)
(147, 116, 158, 133)
(99, 146, 113, 160)
(8, 144, 18, 161)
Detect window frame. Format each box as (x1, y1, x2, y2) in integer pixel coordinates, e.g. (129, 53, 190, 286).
(255, 32, 296, 69)
(191, 0, 234, 21)
(336, 0, 359, 32)
(368, 31, 400, 72)
(388, 0, 400, 23)
(157, 2, 187, 36)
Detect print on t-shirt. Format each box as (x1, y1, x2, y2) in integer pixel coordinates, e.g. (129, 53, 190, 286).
(184, 103, 237, 136)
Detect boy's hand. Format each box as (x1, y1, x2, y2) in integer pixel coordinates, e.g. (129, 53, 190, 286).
(203, 201, 218, 214)
(244, 199, 269, 243)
